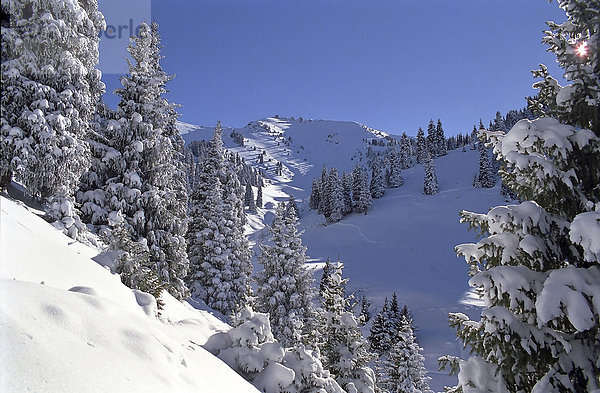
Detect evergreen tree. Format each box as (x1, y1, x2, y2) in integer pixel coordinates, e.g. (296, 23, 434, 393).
(256, 182, 263, 208)
(110, 218, 163, 307)
(384, 316, 432, 393)
(309, 178, 321, 210)
(318, 165, 328, 216)
(342, 171, 354, 216)
(245, 183, 257, 213)
(358, 292, 371, 326)
(352, 165, 372, 214)
(423, 153, 438, 195)
(369, 299, 392, 355)
(187, 124, 251, 315)
(319, 260, 376, 393)
(492, 110, 507, 132)
(107, 22, 189, 299)
(399, 132, 413, 169)
(325, 167, 344, 223)
(436, 119, 447, 156)
(285, 194, 300, 219)
(443, 3, 600, 392)
(476, 134, 496, 188)
(426, 119, 437, 157)
(416, 127, 427, 164)
(370, 159, 385, 199)
(244, 183, 254, 207)
(387, 149, 403, 188)
(1, 0, 104, 238)
(256, 203, 316, 348)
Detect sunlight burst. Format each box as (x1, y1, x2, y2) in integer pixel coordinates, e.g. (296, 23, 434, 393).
(575, 41, 588, 58)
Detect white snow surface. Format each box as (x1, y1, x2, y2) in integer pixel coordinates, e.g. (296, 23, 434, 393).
(180, 116, 508, 390)
(0, 196, 259, 393)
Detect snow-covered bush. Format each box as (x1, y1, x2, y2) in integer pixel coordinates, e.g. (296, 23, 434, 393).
(204, 308, 344, 393)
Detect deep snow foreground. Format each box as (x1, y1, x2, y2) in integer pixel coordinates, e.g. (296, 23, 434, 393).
(181, 117, 507, 390)
(0, 196, 259, 393)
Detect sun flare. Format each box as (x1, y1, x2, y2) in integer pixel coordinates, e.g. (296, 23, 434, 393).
(575, 41, 588, 58)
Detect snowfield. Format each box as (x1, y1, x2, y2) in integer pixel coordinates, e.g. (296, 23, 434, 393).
(181, 116, 508, 391)
(0, 196, 259, 393)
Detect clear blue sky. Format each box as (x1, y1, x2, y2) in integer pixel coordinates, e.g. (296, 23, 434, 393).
(101, 0, 566, 136)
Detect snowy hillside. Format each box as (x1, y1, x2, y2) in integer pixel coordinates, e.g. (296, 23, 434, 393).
(0, 195, 259, 393)
(180, 116, 507, 391)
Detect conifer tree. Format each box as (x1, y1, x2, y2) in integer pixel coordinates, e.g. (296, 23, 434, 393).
(1, 0, 104, 238)
(319, 260, 376, 393)
(285, 194, 300, 219)
(387, 149, 403, 188)
(111, 219, 163, 306)
(370, 159, 385, 199)
(416, 127, 427, 164)
(352, 165, 371, 214)
(187, 124, 251, 315)
(255, 203, 316, 348)
(358, 292, 371, 326)
(476, 134, 496, 188)
(399, 132, 413, 169)
(326, 168, 344, 223)
(436, 119, 447, 156)
(443, 3, 600, 391)
(318, 166, 328, 215)
(106, 22, 189, 299)
(245, 183, 257, 213)
(426, 119, 437, 157)
(256, 182, 263, 208)
(423, 154, 438, 195)
(369, 299, 392, 355)
(384, 316, 432, 393)
(309, 178, 321, 210)
(341, 171, 354, 216)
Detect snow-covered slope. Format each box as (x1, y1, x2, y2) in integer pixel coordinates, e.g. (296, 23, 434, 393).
(0, 196, 259, 393)
(181, 116, 506, 391)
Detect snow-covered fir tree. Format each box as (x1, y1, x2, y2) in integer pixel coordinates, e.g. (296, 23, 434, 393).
(443, 3, 600, 391)
(244, 182, 254, 207)
(423, 153, 438, 195)
(110, 217, 163, 306)
(1, 0, 105, 238)
(318, 166, 329, 216)
(325, 167, 344, 223)
(256, 182, 263, 208)
(436, 119, 447, 156)
(415, 127, 427, 164)
(399, 132, 414, 169)
(426, 119, 437, 157)
(255, 203, 316, 348)
(285, 194, 300, 219)
(475, 130, 496, 189)
(383, 316, 432, 393)
(387, 148, 403, 188)
(105, 22, 189, 299)
(309, 178, 321, 210)
(187, 123, 252, 316)
(368, 298, 392, 355)
(358, 292, 371, 326)
(370, 158, 385, 199)
(319, 260, 376, 393)
(342, 171, 354, 215)
(246, 184, 257, 213)
(352, 164, 372, 214)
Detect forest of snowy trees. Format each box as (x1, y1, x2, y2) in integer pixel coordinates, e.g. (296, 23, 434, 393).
(1, 0, 598, 392)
